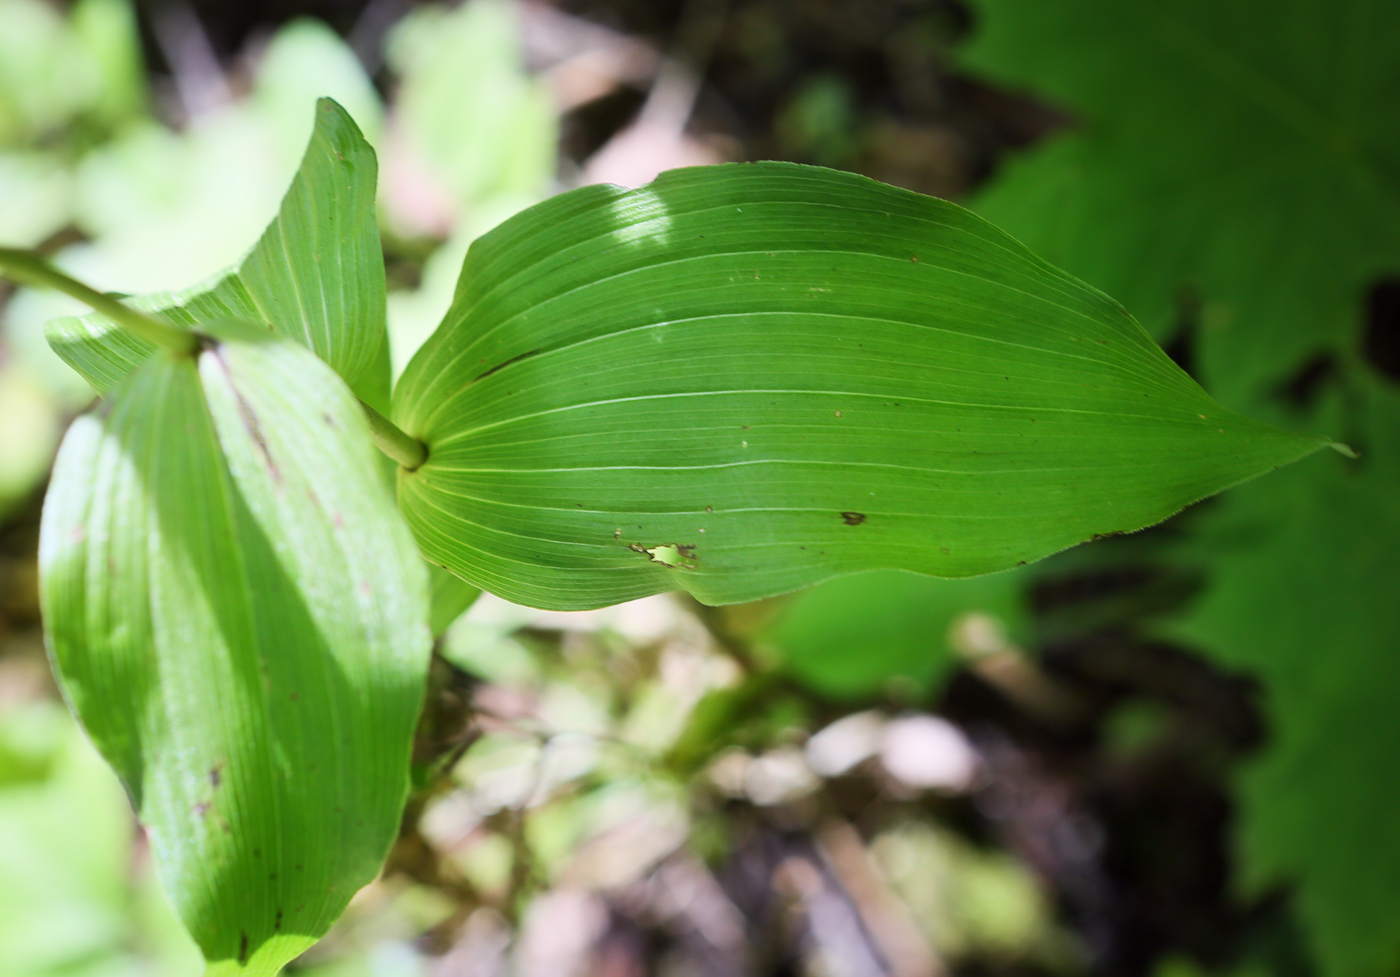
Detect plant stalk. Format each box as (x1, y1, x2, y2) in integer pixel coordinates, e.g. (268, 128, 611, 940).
(0, 247, 430, 471)
(0, 248, 200, 355)
(360, 401, 428, 471)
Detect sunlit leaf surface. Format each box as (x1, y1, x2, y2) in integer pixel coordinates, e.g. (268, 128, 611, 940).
(393, 162, 1323, 610)
(46, 98, 392, 411)
(963, 0, 1400, 408)
(40, 325, 429, 973)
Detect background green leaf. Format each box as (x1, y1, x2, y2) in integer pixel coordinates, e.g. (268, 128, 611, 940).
(1173, 382, 1400, 977)
(40, 327, 429, 972)
(393, 162, 1323, 610)
(46, 98, 391, 411)
(769, 568, 1026, 700)
(962, 0, 1400, 409)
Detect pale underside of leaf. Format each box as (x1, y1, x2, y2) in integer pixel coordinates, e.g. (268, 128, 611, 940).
(44, 98, 392, 412)
(394, 162, 1323, 611)
(40, 325, 429, 973)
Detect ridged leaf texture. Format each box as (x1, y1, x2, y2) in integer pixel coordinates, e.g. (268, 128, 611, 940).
(392, 162, 1324, 610)
(39, 324, 429, 973)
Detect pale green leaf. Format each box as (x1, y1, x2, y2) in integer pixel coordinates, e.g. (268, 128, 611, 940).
(40, 325, 430, 972)
(1174, 381, 1400, 977)
(392, 163, 1324, 611)
(385, 0, 556, 215)
(963, 0, 1400, 408)
(46, 98, 391, 412)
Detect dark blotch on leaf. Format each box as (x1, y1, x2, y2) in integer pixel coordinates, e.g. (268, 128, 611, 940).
(841, 511, 866, 525)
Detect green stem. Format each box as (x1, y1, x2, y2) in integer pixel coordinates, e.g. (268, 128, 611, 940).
(360, 400, 427, 471)
(0, 247, 431, 471)
(0, 247, 199, 355)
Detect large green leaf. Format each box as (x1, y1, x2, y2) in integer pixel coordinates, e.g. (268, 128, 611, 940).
(962, 0, 1400, 409)
(1174, 381, 1400, 977)
(392, 163, 1323, 611)
(45, 98, 391, 412)
(40, 324, 430, 973)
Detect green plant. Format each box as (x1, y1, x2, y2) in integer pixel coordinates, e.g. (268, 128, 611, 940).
(0, 97, 1331, 974)
(960, 3, 1400, 973)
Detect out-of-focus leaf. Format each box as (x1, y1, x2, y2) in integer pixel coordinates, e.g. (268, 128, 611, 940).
(963, 0, 1400, 408)
(251, 18, 383, 154)
(0, 701, 203, 976)
(385, 0, 555, 223)
(1174, 381, 1400, 977)
(40, 325, 430, 972)
(0, 0, 144, 146)
(428, 563, 481, 636)
(0, 704, 139, 975)
(0, 151, 70, 247)
(0, 358, 61, 518)
(770, 568, 1025, 699)
(68, 0, 146, 128)
(392, 162, 1324, 610)
(48, 99, 392, 411)
(0, 0, 74, 144)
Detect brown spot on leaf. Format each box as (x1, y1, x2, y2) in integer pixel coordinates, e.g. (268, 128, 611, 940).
(208, 762, 223, 788)
(840, 512, 866, 526)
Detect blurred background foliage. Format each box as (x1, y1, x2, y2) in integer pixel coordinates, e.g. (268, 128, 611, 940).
(0, 1, 1396, 976)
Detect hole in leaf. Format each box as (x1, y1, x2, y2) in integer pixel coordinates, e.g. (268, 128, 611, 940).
(639, 544, 697, 568)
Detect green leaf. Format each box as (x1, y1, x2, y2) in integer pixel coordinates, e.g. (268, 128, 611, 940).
(428, 563, 481, 636)
(962, 0, 1400, 408)
(392, 162, 1324, 611)
(40, 325, 430, 972)
(1173, 381, 1400, 977)
(46, 98, 391, 412)
(770, 568, 1025, 700)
